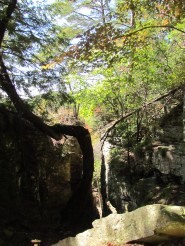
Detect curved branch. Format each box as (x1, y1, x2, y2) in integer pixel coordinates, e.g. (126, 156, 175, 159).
(0, 55, 94, 160)
(0, 56, 94, 223)
(0, 57, 61, 139)
(101, 86, 181, 148)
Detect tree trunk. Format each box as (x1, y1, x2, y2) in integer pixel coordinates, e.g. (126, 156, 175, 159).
(183, 86, 185, 142)
(0, 0, 94, 231)
(0, 56, 94, 229)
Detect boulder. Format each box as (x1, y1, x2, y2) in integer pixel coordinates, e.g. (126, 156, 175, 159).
(52, 204, 185, 246)
(0, 106, 82, 229)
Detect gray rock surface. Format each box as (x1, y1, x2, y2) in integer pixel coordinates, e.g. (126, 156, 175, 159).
(52, 204, 185, 246)
(101, 103, 185, 214)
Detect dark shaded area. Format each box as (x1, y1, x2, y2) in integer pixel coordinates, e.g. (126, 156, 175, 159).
(0, 105, 98, 246)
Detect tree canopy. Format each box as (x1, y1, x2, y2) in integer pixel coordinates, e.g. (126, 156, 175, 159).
(47, 0, 185, 127)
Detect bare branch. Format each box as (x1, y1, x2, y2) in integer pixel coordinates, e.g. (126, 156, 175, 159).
(101, 86, 182, 148)
(73, 11, 96, 21)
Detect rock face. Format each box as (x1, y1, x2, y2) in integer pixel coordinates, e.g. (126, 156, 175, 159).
(101, 101, 185, 214)
(52, 204, 185, 246)
(0, 106, 82, 231)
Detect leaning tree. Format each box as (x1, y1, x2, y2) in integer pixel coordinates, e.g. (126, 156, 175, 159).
(0, 0, 94, 228)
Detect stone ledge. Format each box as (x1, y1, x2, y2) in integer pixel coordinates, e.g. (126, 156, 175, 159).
(52, 204, 185, 246)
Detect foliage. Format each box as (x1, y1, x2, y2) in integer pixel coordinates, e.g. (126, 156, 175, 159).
(1, 0, 68, 98)
(1, 0, 185, 152)
(54, 0, 185, 135)
(28, 90, 74, 121)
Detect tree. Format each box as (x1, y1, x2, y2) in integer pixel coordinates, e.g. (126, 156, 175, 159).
(62, 0, 185, 119)
(0, 0, 94, 229)
(45, 0, 184, 161)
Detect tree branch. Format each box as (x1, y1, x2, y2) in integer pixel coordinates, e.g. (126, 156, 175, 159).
(114, 25, 185, 40)
(73, 11, 95, 21)
(101, 86, 182, 148)
(0, 56, 94, 224)
(0, 0, 17, 46)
